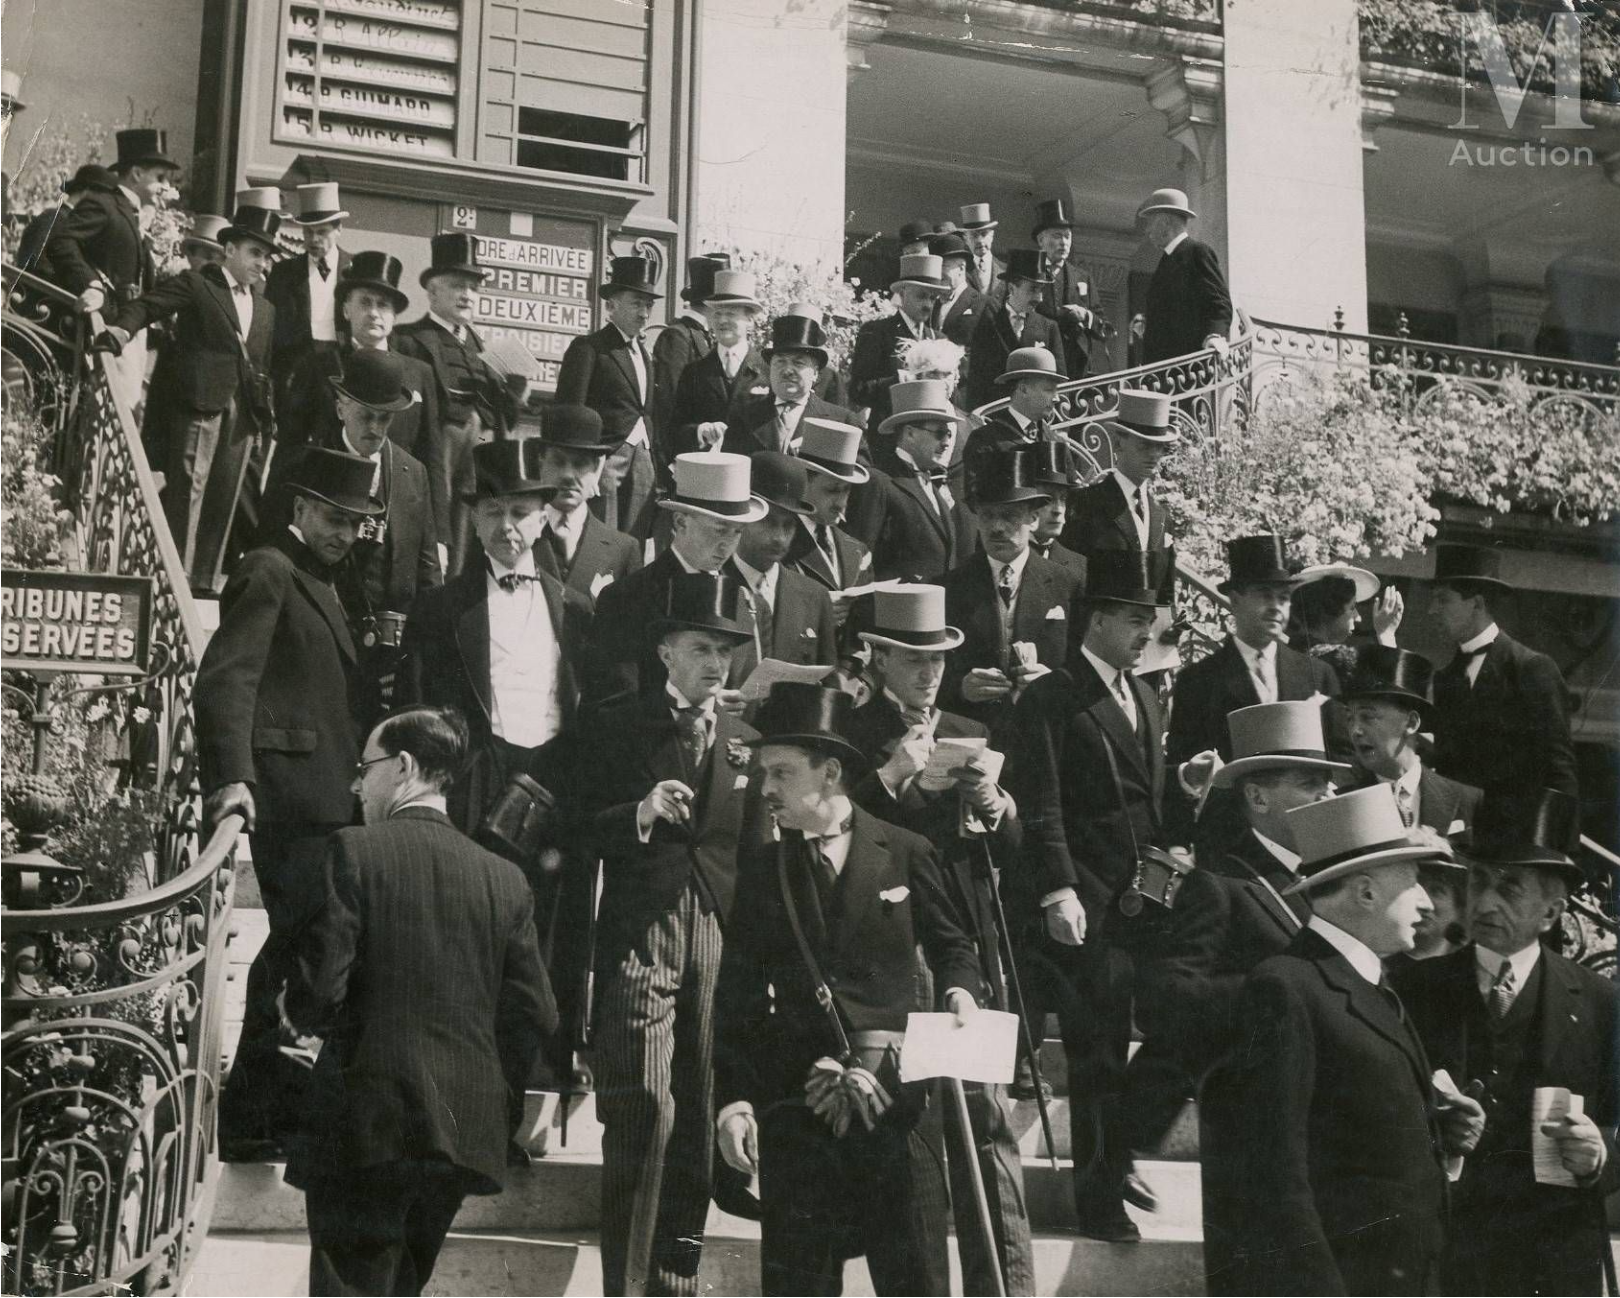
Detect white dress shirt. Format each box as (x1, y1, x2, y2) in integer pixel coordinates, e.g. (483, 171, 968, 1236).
(544, 502, 587, 563)
(1473, 941, 1541, 1009)
(1233, 635, 1279, 704)
(1113, 470, 1152, 548)
(227, 270, 255, 338)
(717, 342, 748, 379)
(1458, 623, 1499, 688)
(428, 310, 469, 344)
(485, 551, 562, 748)
(614, 324, 651, 450)
(733, 555, 780, 658)
(1383, 760, 1423, 828)
(1080, 643, 1136, 730)
(1162, 231, 1190, 257)
(1307, 915, 1385, 985)
(1254, 830, 1302, 873)
(307, 252, 338, 342)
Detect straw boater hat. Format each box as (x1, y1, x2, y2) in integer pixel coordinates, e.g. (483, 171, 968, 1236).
(859, 584, 965, 652)
(1030, 198, 1075, 241)
(891, 253, 950, 295)
(1294, 562, 1379, 602)
(283, 447, 384, 517)
(461, 438, 549, 501)
(1139, 188, 1197, 219)
(795, 419, 869, 485)
(878, 379, 967, 435)
(680, 253, 730, 305)
(1001, 249, 1052, 286)
(1212, 701, 1353, 788)
(338, 250, 410, 313)
(601, 255, 662, 300)
(1431, 543, 1513, 593)
(1455, 787, 1584, 889)
(704, 268, 764, 314)
(747, 682, 867, 768)
(329, 348, 416, 413)
(421, 231, 490, 286)
(1282, 784, 1443, 895)
(222, 188, 283, 253)
(996, 345, 1067, 387)
(290, 182, 348, 227)
(1218, 534, 1300, 594)
(653, 571, 753, 643)
(749, 452, 816, 517)
(657, 452, 769, 523)
(969, 446, 1051, 509)
(1085, 549, 1173, 608)
(1342, 646, 1436, 720)
(959, 202, 998, 231)
(1102, 390, 1180, 445)
(183, 214, 231, 254)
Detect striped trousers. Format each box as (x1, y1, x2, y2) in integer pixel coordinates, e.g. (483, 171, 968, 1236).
(593, 884, 722, 1296)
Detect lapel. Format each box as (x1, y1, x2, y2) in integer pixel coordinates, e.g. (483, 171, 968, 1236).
(566, 513, 614, 590)
(114, 190, 142, 250)
(694, 708, 751, 821)
(452, 569, 494, 721)
(635, 690, 690, 789)
(1219, 638, 1263, 711)
(1105, 477, 1140, 547)
(1074, 655, 1149, 782)
(290, 254, 312, 320)
(1013, 556, 1060, 642)
(830, 808, 894, 966)
(893, 471, 950, 546)
(794, 520, 838, 589)
(537, 572, 576, 704)
(605, 329, 645, 408)
(1473, 634, 1512, 701)
(1534, 949, 1584, 1079)
(1417, 768, 1456, 832)
(961, 557, 1002, 654)
(201, 266, 248, 345)
(1227, 835, 1304, 936)
(277, 535, 356, 663)
(991, 306, 1018, 351)
(1313, 933, 1431, 1088)
(1276, 643, 1313, 701)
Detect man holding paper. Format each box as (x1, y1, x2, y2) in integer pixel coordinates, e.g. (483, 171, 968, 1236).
(1393, 788, 1616, 1296)
(713, 683, 983, 1295)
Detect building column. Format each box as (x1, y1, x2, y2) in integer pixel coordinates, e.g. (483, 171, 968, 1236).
(1221, 0, 1368, 332)
(691, 0, 847, 272)
(1145, 56, 1227, 266)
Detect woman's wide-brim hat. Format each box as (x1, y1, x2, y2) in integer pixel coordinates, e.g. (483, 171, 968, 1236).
(657, 452, 769, 523)
(1212, 701, 1353, 787)
(421, 231, 490, 286)
(1343, 645, 1435, 717)
(796, 418, 870, 484)
(859, 584, 965, 652)
(1139, 187, 1197, 219)
(461, 438, 550, 501)
(1102, 389, 1179, 444)
(1295, 562, 1379, 602)
(338, 250, 410, 313)
(1453, 788, 1584, 887)
(329, 348, 416, 413)
(878, 379, 967, 435)
(1219, 534, 1300, 594)
(283, 447, 385, 517)
(290, 181, 349, 226)
(222, 189, 284, 253)
(997, 345, 1067, 386)
(654, 571, 753, 643)
(705, 268, 764, 313)
(1282, 785, 1444, 895)
(1084, 549, 1172, 608)
(746, 682, 867, 767)
(1432, 543, 1513, 592)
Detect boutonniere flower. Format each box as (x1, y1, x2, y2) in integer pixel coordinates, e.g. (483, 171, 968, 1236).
(726, 739, 751, 770)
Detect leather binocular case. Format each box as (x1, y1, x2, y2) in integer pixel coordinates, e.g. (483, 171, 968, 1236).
(1117, 845, 1194, 917)
(478, 773, 558, 864)
(360, 610, 406, 648)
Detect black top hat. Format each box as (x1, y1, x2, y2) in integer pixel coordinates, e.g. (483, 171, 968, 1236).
(680, 253, 731, 304)
(749, 452, 816, 516)
(1031, 198, 1075, 240)
(1344, 645, 1435, 716)
(64, 164, 117, 196)
(897, 219, 934, 246)
(1432, 543, 1512, 592)
(1219, 534, 1298, 593)
(222, 200, 282, 254)
(928, 231, 971, 262)
(462, 438, 548, 501)
(420, 232, 490, 287)
(528, 403, 620, 454)
(284, 447, 384, 517)
(763, 314, 829, 369)
(1462, 788, 1583, 886)
(601, 255, 663, 300)
(330, 348, 415, 412)
(114, 128, 177, 172)
(1001, 249, 1052, 286)
(1084, 549, 1172, 607)
(654, 572, 753, 643)
(746, 682, 867, 768)
(1029, 438, 1081, 489)
(968, 445, 1052, 508)
(338, 250, 410, 313)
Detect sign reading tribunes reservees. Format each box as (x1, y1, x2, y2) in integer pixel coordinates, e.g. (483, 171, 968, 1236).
(0, 571, 153, 677)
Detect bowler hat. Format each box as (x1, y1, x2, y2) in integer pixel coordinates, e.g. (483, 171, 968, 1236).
(897, 219, 935, 246)
(338, 250, 410, 313)
(968, 446, 1051, 508)
(749, 452, 816, 517)
(462, 438, 548, 501)
(959, 203, 998, 231)
(329, 348, 416, 413)
(222, 189, 283, 253)
(601, 255, 663, 300)
(1283, 785, 1442, 895)
(182, 214, 230, 252)
(1030, 198, 1074, 240)
(1295, 562, 1379, 603)
(529, 403, 619, 454)
(1139, 188, 1197, 219)
(1343, 646, 1435, 717)
(420, 231, 489, 287)
(858, 584, 964, 652)
(1001, 249, 1051, 286)
(1212, 701, 1353, 788)
(680, 253, 731, 304)
(878, 379, 967, 435)
(290, 182, 349, 227)
(64, 164, 117, 197)
(746, 682, 866, 768)
(795, 418, 869, 484)
(928, 232, 971, 263)
(1458, 788, 1583, 887)
(1084, 549, 1172, 608)
(658, 452, 769, 523)
(705, 268, 764, 313)
(891, 254, 949, 294)
(654, 572, 753, 643)
(114, 128, 177, 172)
(284, 447, 384, 517)
(996, 345, 1067, 386)
(1432, 543, 1512, 593)
(1219, 535, 1299, 594)
(1102, 389, 1179, 444)
(762, 313, 829, 370)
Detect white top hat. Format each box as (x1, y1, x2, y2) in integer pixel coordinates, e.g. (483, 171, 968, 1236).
(705, 268, 763, 313)
(878, 378, 967, 435)
(1212, 702, 1352, 788)
(959, 202, 997, 230)
(658, 452, 768, 523)
(858, 585, 964, 652)
(796, 419, 870, 484)
(184, 214, 232, 250)
(1104, 389, 1179, 444)
(235, 187, 283, 213)
(1282, 785, 1435, 895)
(891, 254, 949, 293)
(292, 181, 349, 225)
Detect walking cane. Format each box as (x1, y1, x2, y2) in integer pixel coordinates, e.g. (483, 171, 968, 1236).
(949, 1075, 1007, 1298)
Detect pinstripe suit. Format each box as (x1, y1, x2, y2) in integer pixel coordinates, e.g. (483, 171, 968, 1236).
(573, 690, 768, 1296)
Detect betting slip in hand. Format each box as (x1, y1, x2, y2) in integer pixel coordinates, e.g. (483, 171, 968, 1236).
(899, 1010, 1020, 1085)
(1532, 1086, 1584, 1187)
(832, 577, 911, 601)
(1432, 1069, 1466, 1181)
(918, 737, 1002, 792)
(739, 658, 834, 701)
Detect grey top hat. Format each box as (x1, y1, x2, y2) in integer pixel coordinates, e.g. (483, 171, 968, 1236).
(1211, 701, 1353, 787)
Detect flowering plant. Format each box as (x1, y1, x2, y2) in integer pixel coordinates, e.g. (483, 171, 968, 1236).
(713, 246, 894, 377)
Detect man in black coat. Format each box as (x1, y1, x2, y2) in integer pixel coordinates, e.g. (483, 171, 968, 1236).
(965, 339, 1066, 462)
(788, 417, 873, 597)
(1005, 549, 1176, 1241)
(721, 308, 855, 457)
(1030, 199, 1107, 381)
(959, 202, 1006, 302)
(16, 163, 118, 280)
(195, 448, 381, 1157)
(554, 254, 664, 541)
(669, 268, 767, 457)
(103, 191, 281, 593)
(1059, 389, 1177, 593)
(963, 251, 1063, 411)
(264, 182, 353, 422)
(849, 253, 949, 428)
(713, 684, 984, 1296)
(651, 252, 727, 441)
(1392, 789, 1617, 1296)
(283, 705, 557, 1297)
(846, 379, 975, 584)
(1427, 543, 1578, 808)
(526, 404, 643, 605)
(1138, 187, 1232, 366)
(1215, 785, 1484, 1295)
(929, 232, 984, 349)
(45, 128, 170, 313)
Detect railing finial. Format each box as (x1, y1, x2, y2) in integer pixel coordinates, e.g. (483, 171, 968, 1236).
(1397, 311, 1411, 341)
(1332, 305, 1345, 333)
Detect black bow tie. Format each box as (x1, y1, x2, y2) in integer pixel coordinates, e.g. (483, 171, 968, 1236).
(490, 562, 539, 592)
(1032, 539, 1052, 557)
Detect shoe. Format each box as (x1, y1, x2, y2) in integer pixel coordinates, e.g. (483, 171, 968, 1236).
(1009, 1057, 1054, 1103)
(506, 1139, 534, 1168)
(1073, 1205, 1141, 1243)
(712, 1180, 763, 1221)
(219, 1137, 287, 1164)
(1122, 1169, 1158, 1213)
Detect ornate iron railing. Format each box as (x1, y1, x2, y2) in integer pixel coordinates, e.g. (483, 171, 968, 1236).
(3, 263, 234, 1294)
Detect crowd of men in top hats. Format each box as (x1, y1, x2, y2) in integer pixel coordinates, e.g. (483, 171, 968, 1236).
(41, 148, 1612, 1297)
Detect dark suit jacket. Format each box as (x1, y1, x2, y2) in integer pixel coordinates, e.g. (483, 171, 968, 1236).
(1061, 474, 1171, 562)
(733, 564, 838, 683)
(1432, 630, 1577, 804)
(651, 313, 711, 448)
(276, 341, 439, 465)
(940, 551, 1078, 734)
(845, 445, 976, 584)
(849, 312, 936, 426)
(555, 322, 658, 445)
(670, 345, 767, 457)
(532, 508, 642, 605)
(264, 248, 353, 377)
(1344, 766, 1482, 836)
(936, 284, 984, 349)
(787, 517, 872, 593)
(112, 265, 274, 416)
(965, 253, 1006, 302)
(1142, 236, 1233, 366)
(1034, 258, 1102, 379)
(393, 315, 511, 428)
(1211, 927, 1449, 1295)
(963, 302, 1064, 411)
(283, 806, 556, 1194)
(1167, 637, 1340, 769)
(45, 187, 151, 296)
(1006, 652, 1165, 924)
(713, 805, 983, 1111)
(195, 530, 360, 826)
(1032, 537, 1087, 583)
(721, 391, 855, 458)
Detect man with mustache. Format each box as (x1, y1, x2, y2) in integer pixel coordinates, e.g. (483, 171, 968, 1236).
(527, 404, 642, 605)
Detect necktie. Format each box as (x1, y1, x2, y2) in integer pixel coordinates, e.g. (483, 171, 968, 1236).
(1112, 672, 1137, 732)
(807, 835, 839, 910)
(816, 525, 840, 581)
(543, 524, 569, 571)
(1253, 649, 1276, 704)
(775, 403, 794, 451)
(900, 705, 932, 730)
(721, 349, 736, 379)
(1032, 539, 1051, 559)
(750, 584, 774, 660)
(1488, 963, 1516, 1020)
(1009, 311, 1025, 336)
(1377, 976, 1408, 1023)
(1457, 643, 1489, 688)
(1394, 780, 1415, 828)
(674, 704, 708, 770)
(315, 258, 330, 281)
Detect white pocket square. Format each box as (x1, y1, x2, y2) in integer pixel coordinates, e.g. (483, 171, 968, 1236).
(1447, 819, 1466, 835)
(734, 774, 749, 790)
(858, 551, 872, 571)
(879, 885, 910, 904)
(590, 572, 615, 598)
(1046, 605, 1066, 620)
(750, 385, 770, 395)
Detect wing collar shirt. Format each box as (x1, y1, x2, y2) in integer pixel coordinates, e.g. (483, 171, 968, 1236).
(485, 549, 562, 748)
(1458, 622, 1499, 687)
(1307, 915, 1383, 984)
(613, 323, 652, 451)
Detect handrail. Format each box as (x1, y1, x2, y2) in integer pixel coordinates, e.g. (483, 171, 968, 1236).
(1580, 834, 1620, 874)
